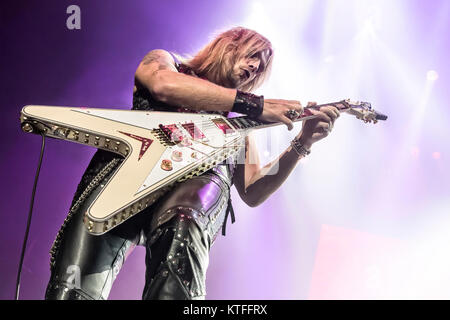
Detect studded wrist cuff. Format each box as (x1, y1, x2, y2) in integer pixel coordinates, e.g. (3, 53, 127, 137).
(231, 90, 264, 119)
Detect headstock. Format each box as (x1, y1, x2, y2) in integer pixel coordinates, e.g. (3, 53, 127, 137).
(340, 99, 388, 124)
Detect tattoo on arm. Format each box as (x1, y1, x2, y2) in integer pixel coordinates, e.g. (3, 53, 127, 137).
(142, 52, 162, 65)
(141, 51, 176, 76)
(151, 64, 171, 77)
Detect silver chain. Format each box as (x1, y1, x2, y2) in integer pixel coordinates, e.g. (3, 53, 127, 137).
(49, 158, 121, 270)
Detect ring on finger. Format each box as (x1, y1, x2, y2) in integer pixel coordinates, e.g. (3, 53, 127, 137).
(285, 109, 299, 120)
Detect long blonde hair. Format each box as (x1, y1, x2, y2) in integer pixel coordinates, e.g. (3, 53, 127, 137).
(176, 27, 274, 92)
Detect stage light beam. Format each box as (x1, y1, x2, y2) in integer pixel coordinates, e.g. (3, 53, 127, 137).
(427, 70, 439, 82)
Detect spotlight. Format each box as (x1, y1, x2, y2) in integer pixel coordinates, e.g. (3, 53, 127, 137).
(432, 152, 441, 160)
(356, 16, 378, 40)
(411, 147, 420, 157)
(324, 55, 335, 64)
(427, 70, 439, 81)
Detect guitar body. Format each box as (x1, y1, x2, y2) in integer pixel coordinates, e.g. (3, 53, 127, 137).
(21, 106, 243, 234)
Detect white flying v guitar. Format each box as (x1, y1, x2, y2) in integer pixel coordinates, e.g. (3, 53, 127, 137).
(20, 100, 387, 235)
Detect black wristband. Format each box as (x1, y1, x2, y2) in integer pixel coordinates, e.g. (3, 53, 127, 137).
(231, 90, 264, 119)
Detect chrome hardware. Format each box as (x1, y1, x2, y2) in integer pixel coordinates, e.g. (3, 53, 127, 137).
(171, 150, 183, 162)
(161, 159, 173, 171)
(21, 123, 33, 133)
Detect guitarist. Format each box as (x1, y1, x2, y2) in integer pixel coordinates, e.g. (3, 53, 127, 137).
(45, 27, 339, 300)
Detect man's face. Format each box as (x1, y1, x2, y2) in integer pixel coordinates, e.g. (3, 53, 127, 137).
(228, 50, 268, 89)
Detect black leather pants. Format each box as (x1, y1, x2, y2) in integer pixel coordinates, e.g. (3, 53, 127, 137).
(45, 159, 232, 300)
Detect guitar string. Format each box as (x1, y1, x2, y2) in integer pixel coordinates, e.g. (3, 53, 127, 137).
(158, 104, 344, 161)
(167, 103, 351, 142)
(173, 102, 349, 130)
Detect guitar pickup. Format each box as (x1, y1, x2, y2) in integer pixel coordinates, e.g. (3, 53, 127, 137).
(212, 118, 234, 134)
(159, 124, 185, 143)
(181, 122, 205, 140)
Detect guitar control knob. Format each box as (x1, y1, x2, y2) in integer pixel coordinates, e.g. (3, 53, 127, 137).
(161, 159, 173, 171)
(171, 150, 183, 162)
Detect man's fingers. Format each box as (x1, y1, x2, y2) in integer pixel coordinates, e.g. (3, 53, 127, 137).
(315, 111, 332, 123)
(332, 107, 340, 118)
(321, 106, 340, 119)
(330, 107, 340, 119)
(280, 115, 294, 131)
(315, 122, 331, 134)
(292, 101, 303, 113)
(321, 108, 338, 124)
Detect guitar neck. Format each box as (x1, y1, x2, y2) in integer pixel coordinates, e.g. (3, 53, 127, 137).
(227, 101, 349, 131)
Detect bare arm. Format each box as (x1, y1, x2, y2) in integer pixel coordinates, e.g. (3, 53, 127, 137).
(135, 49, 236, 111)
(234, 106, 340, 207)
(233, 134, 306, 207)
(134, 49, 303, 126)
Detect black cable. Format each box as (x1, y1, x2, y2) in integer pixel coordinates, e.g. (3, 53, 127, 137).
(15, 131, 46, 300)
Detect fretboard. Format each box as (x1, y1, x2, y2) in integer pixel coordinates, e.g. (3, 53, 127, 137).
(228, 101, 349, 131)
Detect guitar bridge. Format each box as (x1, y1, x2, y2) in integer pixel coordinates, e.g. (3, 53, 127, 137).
(151, 128, 175, 146)
(158, 124, 185, 144)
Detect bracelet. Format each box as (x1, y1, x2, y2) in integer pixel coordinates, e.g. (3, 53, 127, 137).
(231, 90, 264, 119)
(290, 138, 311, 157)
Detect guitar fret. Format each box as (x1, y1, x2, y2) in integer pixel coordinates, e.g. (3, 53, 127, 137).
(235, 118, 246, 129)
(228, 118, 242, 130)
(250, 119, 263, 127)
(236, 118, 245, 129)
(241, 118, 251, 128)
(228, 117, 264, 130)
